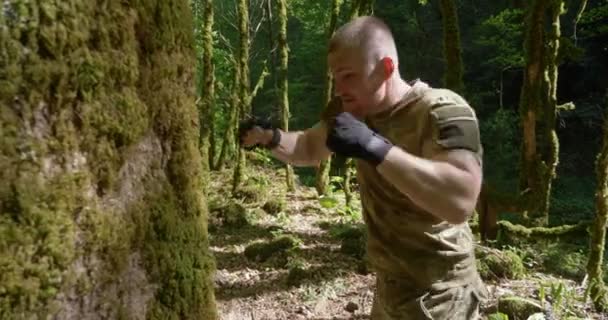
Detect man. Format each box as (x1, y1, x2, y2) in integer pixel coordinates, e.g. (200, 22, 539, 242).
(240, 16, 487, 320)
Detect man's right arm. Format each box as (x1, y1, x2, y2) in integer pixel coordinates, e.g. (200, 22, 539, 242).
(262, 122, 332, 167)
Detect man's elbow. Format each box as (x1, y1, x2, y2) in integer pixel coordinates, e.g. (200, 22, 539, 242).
(445, 198, 477, 225)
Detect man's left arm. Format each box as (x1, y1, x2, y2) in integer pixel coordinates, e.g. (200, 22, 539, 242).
(376, 97, 482, 224)
(376, 148, 481, 224)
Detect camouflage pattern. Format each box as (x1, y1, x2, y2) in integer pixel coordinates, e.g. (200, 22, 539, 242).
(321, 80, 487, 319)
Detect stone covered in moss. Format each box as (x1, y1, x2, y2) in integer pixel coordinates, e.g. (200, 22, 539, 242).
(244, 235, 299, 262)
(476, 248, 525, 280)
(498, 296, 544, 320)
(234, 184, 267, 203)
(263, 197, 286, 215)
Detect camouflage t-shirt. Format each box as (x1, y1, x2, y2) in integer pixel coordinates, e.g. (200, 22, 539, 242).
(322, 80, 485, 292)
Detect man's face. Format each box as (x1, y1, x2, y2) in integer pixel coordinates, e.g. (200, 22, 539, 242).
(328, 49, 385, 119)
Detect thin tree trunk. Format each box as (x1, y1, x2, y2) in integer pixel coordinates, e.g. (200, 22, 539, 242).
(439, 0, 464, 94)
(276, 0, 295, 191)
(587, 94, 608, 312)
(0, 0, 217, 318)
(535, 0, 563, 226)
(315, 0, 342, 196)
(518, 0, 549, 226)
(200, 0, 216, 172)
(233, 0, 251, 193)
(573, 0, 588, 46)
(266, 0, 278, 102)
(217, 59, 240, 170)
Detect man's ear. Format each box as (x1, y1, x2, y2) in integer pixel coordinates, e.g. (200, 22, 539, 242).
(382, 57, 394, 80)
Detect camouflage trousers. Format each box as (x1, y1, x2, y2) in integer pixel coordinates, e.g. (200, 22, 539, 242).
(370, 273, 485, 320)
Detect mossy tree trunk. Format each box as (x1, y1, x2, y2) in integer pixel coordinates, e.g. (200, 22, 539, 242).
(277, 0, 295, 191)
(587, 96, 608, 312)
(200, 0, 216, 171)
(0, 0, 217, 319)
(315, 0, 342, 196)
(216, 58, 240, 170)
(518, 0, 563, 226)
(439, 0, 464, 94)
(233, 0, 251, 193)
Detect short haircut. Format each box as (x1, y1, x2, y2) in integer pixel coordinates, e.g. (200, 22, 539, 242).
(328, 16, 399, 72)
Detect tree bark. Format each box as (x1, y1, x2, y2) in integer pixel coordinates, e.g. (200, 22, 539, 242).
(200, 0, 216, 173)
(217, 57, 241, 170)
(439, 0, 465, 94)
(233, 0, 252, 193)
(587, 95, 608, 312)
(277, 0, 295, 191)
(518, 0, 563, 226)
(0, 1, 217, 318)
(315, 0, 342, 196)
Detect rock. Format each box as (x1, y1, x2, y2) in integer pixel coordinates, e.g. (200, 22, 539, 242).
(345, 301, 359, 313)
(262, 198, 286, 215)
(498, 296, 544, 320)
(295, 306, 313, 317)
(244, 235, 300, 262)
(476, 248, 525, 280)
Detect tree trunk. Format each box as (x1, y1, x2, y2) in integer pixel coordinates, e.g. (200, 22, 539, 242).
(199, 0, 216, 175)
(315, 0, 342, 196)
(217, 58, 241, 170)
(518, 0, 562, 227)
(587, 95, 608, 312)
(233, 0, 251, 193)
(439, 0, 465, 94)
(0, 1, 217, 319)
(277, 0, 295, 191)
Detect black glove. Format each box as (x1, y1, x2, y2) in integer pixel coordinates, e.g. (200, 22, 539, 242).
(238, 116, 280, 149)
(326, 112, 393, 166)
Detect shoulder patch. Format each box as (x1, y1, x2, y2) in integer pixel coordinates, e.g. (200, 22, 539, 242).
(427, 92, 481, 153)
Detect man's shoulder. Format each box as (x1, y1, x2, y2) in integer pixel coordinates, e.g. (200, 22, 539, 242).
(416, 88, 470, 110)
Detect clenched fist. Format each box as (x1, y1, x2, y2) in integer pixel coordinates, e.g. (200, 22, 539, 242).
(326, 112, 393, 166)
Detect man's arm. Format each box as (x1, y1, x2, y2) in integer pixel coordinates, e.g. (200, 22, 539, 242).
(258, 122, 332, 167)
(376, 148, 482, 224)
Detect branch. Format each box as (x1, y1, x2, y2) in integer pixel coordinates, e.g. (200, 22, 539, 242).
(251, 60, 270, 100)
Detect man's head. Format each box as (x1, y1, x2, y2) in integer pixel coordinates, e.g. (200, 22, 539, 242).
(328, 16, 400, 118)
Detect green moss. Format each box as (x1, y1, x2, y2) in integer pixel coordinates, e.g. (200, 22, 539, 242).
(131, 180, 215, 320)
(542, 244, 586, 279)
(220, 201, 250, 228)
(498, 296, 544, 320)
(0, 0, 217, 318)
(497, 220, 589, 245)
(234, 184, 267, 203)
(262, 198, 286, 215)
(476, 248, 525, 280)
(244, 235, 300, 263)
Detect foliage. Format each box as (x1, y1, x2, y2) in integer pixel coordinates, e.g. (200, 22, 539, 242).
(474, 9, 525, 70)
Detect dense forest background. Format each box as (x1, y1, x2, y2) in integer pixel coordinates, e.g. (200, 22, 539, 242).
(1, 0, 607, 319)
(202, 0, 606, 225)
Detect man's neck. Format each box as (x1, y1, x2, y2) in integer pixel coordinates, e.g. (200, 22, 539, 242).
(375, 77, 412, 114)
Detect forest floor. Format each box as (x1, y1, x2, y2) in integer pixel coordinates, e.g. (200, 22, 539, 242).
(208, 157, 606, 320)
